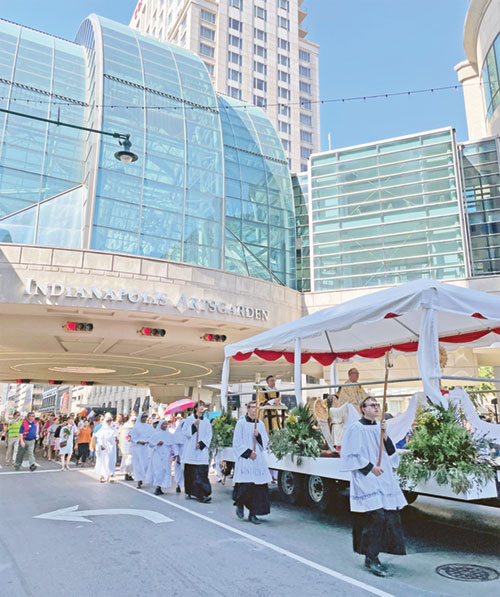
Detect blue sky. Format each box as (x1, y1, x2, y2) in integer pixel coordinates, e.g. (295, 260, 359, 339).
(1, 0, 471, 150)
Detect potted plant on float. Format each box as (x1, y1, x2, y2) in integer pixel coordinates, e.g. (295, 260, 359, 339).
(397, 404, 496, 496)
(210, 409, 237, 456)
(269, 405, 324, 465)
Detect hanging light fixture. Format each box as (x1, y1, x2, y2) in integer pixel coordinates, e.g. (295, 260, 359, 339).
(114, 134, 138, 164)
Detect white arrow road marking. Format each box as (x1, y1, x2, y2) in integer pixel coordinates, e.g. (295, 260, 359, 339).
(33, 505, 173, 524)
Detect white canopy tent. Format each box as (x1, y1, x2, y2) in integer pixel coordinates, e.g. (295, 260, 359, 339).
(221, 279, 500, 415)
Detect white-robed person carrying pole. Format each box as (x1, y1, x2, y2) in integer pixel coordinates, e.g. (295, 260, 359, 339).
(232, 401, 272, 524)
(340, 396, 407, 577)
(130, 411, 153, 489)
(146, 419, 174, 495)
(182, 401, 212, 503)
(94, 413, 119, 483)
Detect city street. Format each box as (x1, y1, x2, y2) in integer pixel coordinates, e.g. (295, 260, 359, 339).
(1, 459, 498, 597)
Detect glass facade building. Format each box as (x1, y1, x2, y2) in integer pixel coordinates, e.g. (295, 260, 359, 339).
(0, 21, 87, 246)
(0, 15, 295, 288)
(481, 33, 500, 120)
(308, 129, 467, 291)
(292, 173, 310, 292)
(461, 137, 500, 275)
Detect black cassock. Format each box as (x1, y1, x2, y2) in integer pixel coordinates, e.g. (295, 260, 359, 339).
(352, 509, 406, 559)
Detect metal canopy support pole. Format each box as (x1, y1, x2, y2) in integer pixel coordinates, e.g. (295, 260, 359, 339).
(220, 356, 230, 410)
(330, 361, 338, 393)
(294, 337, 304, 405)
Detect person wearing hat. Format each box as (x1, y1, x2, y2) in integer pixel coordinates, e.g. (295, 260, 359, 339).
(232, 401, 272, 524)
(94, 413, 119, 483)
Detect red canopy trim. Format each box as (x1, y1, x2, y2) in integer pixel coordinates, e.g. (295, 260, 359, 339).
(231, 328, 500, 364)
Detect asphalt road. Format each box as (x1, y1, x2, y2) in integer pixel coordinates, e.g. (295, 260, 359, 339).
(0, 460, 499, 597)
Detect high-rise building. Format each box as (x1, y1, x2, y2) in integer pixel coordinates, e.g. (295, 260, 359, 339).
(130, 0, 320, 173)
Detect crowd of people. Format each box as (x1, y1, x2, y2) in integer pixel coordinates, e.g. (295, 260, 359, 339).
(1, 397, 276, 526)
(1, 375, 410, 576)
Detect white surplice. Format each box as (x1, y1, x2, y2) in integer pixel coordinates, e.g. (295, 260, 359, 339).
(340, 420, 407, 513)
(233, 416, 272, 484)
(181, 415, 212, 465)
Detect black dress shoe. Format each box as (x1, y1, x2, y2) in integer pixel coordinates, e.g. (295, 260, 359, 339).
(154, 486, 164, 495)
(364, 557, 388, 577)
(248, 514, 261, 525)
(176, 486, 181, 493)
(198, 495, 211, 503)
(137, 481, 142, 489)
(236, 505, 244, 519)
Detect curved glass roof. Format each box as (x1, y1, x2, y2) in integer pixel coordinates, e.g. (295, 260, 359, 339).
(0, 15, 296, 289)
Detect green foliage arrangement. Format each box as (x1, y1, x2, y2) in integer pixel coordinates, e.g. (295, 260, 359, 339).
(269, 405, 324, 465)
(210, 409, 237, 455)
(398, 404, 495, 495)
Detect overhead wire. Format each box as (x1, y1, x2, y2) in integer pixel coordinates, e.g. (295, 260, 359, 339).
(0, 81, 482, 112)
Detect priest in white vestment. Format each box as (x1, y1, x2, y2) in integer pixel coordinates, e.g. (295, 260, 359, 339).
(130, 411, 153, 489)
(232, 401, 272, 524)
(146, 420, 174, 495)
(94, 413, 119, 483)
(181, 401, 212, 503)
(340, 396, 407, 577)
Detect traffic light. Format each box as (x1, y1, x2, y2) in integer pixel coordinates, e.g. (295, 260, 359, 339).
(80, 381, 95, 386)
(139, 327, 166, 337)
(49, 380, 63, 385)
(201, 333, 227, 342)
(64, 322, 93, 332)
(15, 379, 31, 384)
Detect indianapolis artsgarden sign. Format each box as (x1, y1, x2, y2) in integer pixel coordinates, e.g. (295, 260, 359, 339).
(22, 278, 270, 322)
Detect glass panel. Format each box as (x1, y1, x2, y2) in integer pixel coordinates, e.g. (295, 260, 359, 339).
(37, 186, 83, 248)
(0, 204, 36, 244)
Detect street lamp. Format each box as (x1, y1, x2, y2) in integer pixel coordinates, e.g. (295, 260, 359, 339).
(114, 134, 138, 164)
(0, 107, 139, 164)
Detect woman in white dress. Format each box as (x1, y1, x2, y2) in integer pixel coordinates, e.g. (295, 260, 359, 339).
(58, 418, 75, 471)
(94, 413, 119, 483)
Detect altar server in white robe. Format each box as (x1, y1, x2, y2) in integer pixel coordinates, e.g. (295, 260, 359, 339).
(232, 401, 272, 524)
(94, 413, 119, 483)
(119, 415, 136, 480)
(171, 415, 186, 493)
(146, 420, 174, 495)
(130, 411, 153, 489)
(340, 396, 407, 577)
(182, 401, 212, 503)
